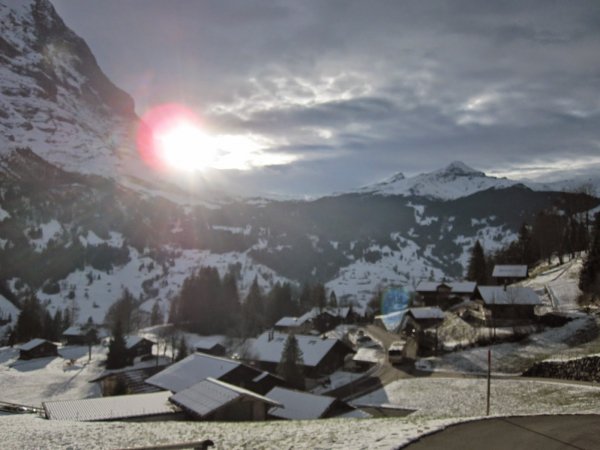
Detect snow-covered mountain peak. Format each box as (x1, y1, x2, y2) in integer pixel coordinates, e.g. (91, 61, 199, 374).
(357, 161, 520, 200)
(437, 161, 485, 178)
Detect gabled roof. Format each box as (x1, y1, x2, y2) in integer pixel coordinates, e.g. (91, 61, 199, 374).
(145, 353, 241, 393)
(193, 336, 225, 351)
(407, 307, 445, 320)
(415, 281, 477, 294)
(492, 265, 528, 278)
(478, 286, 541, 305)
(248, 332, 349, 368)
(62, 326, 83, 336)
(275, 315, 311, 328)
(19, 338, 55, 351)
(267, 387, 337, 420)
(170, 377, 280, 418)
(43, 391, 175, 421)
(125, 336, 154, 349)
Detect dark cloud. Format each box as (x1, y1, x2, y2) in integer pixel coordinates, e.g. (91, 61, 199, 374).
(50, 0, 600, 196)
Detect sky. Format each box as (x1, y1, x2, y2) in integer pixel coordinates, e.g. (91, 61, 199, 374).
(50, 0, 600, 197)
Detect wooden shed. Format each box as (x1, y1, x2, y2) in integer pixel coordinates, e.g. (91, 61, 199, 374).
(19, 338, 58, 360)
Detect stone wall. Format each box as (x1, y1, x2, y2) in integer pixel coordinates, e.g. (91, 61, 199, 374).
(523, 356, 600, 382)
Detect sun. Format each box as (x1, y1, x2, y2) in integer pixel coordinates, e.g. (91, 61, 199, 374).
(136, 103, 296, 173)
(156, 122, 217, 171)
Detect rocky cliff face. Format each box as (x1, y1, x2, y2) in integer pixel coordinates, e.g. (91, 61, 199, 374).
(0, 0, 142, 180)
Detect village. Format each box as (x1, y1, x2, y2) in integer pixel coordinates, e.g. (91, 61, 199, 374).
(2, 256, 599, 437)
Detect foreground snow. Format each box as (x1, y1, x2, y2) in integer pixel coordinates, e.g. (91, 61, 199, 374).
(0, 414, 457, 450)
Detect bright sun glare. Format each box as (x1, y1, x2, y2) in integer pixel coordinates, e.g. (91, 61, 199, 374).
(137, 103, 295, 173)
(157, 122, 216, 171)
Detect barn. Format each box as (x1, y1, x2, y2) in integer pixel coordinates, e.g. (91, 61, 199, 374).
(18, 339, 58, 360)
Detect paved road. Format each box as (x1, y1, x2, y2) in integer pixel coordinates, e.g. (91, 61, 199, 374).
(403, 415, 600, 450)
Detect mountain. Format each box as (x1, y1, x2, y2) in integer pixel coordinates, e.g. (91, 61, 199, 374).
(0, 0, 599, 331)
(357, 161, 532, 200)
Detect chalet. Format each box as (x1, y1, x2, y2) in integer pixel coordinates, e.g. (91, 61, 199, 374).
(43, 391, 181, 421)
(247, 331, 352, 378)
(400, 307, 445, 335)
(415, 281, 477, 309)
(274, 312, 313, 334)
(476, 285, 541, 324)
(62, 326, 99, 346)
(492, 265, 528, 285)
(145, 353, 283, 395)
(18, 338, 58, 360)
(193, 336, 226, 356)
(275, 307, 358, 334)
(125, 336, 155, 362)
(170, 377, 280, 421)
(266, 386, 353, 420)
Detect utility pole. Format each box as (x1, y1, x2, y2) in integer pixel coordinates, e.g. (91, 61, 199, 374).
(486, 349, 491, 416)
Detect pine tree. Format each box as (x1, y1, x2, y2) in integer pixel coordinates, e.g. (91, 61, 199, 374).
(466, 240, 487, 284)
(312, 283, 327, 311)
(277, 334, 305, 390)
(106, 321, 129, 369)
(329, 290, 338, 309)
(579, 213, 600, 295)
(242, 277, 264, 337)
(150, 301, 163, 326)
(175, 336, 188, 361)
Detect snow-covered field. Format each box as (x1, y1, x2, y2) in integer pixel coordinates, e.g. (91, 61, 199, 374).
(356, 377, 600, 419)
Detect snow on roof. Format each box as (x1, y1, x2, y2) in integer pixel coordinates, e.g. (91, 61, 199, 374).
(19, 338, 54, 351)
(145, 353, 241, 393)
(353, 347, 380, 364)
(125, 336, 154, 349)
(249, 332, 346, 368)
(407, 307, 445, 320)
(43, 391, 175, 421)
(193, 335, 225, 350)
(267, 386, 336, 420)
(170, 377, 280, 418)
(275, 316, 310, 328)
(62, 326, 83, 336)
(492, 265, 528, 278)
(416, 281, 476, 294)
(478, 286, 541, 305)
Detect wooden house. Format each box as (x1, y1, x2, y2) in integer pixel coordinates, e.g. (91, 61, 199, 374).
(43, 391, 181, 422)
(492, 265, 528, 286)
(145, 353, 284, 396)
(62, 326, 99, 346)
(247, 331, 352, 378)
(476, 285, 541, 325)
(125, 336, 155, 362)
(266, 386, 353, 420)
(170, 377, 280, 421)
(193, 337, 226, 357)
(18, 338, 58, 360)
(415, 281, 477, 309)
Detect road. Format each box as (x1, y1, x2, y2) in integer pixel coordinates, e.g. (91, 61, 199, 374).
(403, 415, 600, 450)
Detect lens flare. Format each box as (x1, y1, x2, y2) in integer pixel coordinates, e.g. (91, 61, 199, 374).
(380, 287, 411, 316)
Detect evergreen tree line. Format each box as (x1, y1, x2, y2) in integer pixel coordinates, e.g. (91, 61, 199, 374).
(466, 209, 592, 285)
(10, 295, 72, 344)
(579, 212, 600, 296)
(169, 266, 338, 337)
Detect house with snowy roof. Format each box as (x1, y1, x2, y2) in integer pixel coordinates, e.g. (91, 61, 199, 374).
(62, 325, 99, 346)
(43, 391, 181, 422)
(18, 338, 58, 360)
(125, 336, 155, 362)
(415, 281, 477, 309)
(492, 264, 528, 285)
(145, 353, 283, 395)
(476, 285, 541, 324)
(193, 336, 226, 356)
(170, 377, 281, 421)
(400, 307, 445, 335)
(246, 331, 352, 378)
(266, 386, 353, 420)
